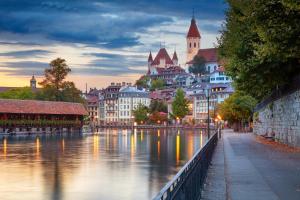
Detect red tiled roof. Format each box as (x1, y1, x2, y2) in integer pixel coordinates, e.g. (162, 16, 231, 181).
(172, 51, 178, 61)
(87, 95, 98, 103)
(0, 99, 88, 115)
(151, 48, 174, 66)
(187, 48, 218, 64)
(187, 18, 200, 38)
(148, 51, 153, 62)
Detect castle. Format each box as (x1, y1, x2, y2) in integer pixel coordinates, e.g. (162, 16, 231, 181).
(146, 15, 231, 85)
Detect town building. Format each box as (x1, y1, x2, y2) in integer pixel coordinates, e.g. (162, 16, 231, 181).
(0, 99, 87, 134)
(192, 83, 234, 124)
(173, 74, 196, 87)
(86, 95, 99, 122)
(118, 86, 150, 125)
(185, 17, 232, 84)
(147, 48, 186, 85)
(103, 82, 123, 125)
(209, 66, 232, 84)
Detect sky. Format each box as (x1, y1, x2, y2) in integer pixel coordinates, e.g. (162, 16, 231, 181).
(0, 0, 227, 90)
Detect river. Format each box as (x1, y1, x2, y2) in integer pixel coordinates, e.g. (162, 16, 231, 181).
(0, 129, 208, 200)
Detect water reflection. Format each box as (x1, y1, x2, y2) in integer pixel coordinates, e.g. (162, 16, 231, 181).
(0, 129, 207, 200)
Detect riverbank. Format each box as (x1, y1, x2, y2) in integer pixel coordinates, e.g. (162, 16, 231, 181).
(202, 129, 300, 200)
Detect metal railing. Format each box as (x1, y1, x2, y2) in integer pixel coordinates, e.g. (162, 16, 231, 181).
(153, 131, 218, 200)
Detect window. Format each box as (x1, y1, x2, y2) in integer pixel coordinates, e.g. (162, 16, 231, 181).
(194, 42, 196, 47)
(190, 43, 192, 48)
(208, 66, 210, 72)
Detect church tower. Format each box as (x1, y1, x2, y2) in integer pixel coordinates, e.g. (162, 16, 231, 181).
(186, 16, 201, 62)
(30, 75, 36, 89)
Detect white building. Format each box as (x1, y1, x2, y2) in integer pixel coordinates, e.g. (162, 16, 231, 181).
(192, 83, 234, 124)
(118, 86, 150, 125)
(209, 66, 232, 84)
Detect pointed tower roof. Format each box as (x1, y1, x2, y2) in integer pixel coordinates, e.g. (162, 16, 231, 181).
(148, 51, 153, 62)
(30, 75, 36, 81)
(172, 51, 178, 61)
(152, 48, 173, 65)
(187, 17, 200, 38)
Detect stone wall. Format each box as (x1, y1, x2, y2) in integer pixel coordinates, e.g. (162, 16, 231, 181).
(253, 89, 300, 147)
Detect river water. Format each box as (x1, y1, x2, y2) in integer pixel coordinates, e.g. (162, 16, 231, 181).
(0, 129, 207, 200)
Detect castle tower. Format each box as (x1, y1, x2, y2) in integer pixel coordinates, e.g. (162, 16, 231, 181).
(148, 51, 153, 67)
(186, 16, 201, 62)
(30, 75, 36, 89)
(172, 50, 178, 65)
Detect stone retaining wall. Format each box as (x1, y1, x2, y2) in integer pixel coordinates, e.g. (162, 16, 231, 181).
(253, 90, 300, 147)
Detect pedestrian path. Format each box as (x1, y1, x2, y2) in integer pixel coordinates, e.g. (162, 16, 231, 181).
(202, 129, 300, 200)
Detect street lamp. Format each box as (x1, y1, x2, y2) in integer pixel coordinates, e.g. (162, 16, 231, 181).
(204, 85, 210, 139)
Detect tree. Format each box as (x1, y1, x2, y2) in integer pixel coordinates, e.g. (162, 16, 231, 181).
(135, 76, 149, 89)
(218, 0, 300, 101)
(149, 100, 168, 113)
(149, 111, 168, 124)
(0, 87, 35, 100)
(188, 55, 207, 75)
(38, 58, 84, 103)
(150, 78, 165, 91)
(133, 103, 149, 124)
(171, 88, 189, 120)
(218, 91, 257, 131)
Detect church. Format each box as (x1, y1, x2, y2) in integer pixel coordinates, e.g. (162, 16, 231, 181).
(146, 15, 231, 85)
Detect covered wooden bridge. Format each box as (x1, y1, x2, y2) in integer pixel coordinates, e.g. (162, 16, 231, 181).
(0, 99, 88, 134)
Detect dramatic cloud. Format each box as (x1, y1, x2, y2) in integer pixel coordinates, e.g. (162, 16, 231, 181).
(0, 0, 227, 88)
(0, 50, 52, 58)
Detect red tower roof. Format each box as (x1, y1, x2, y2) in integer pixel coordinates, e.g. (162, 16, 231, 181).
(172, 51, 178, 61)
(187, 18, 200, 38)
(151, 48, 174, 66)
(148, 51, 153, 62)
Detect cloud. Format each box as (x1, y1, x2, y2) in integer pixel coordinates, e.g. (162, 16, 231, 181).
(0, 0, 225, 49)
(0, 61, 48, 76)
(0, 50, 52, 58)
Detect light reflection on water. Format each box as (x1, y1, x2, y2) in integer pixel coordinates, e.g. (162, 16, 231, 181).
(0, 129, 207, 200)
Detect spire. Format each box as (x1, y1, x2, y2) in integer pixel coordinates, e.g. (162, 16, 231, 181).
(187, 16, 200, 38)
(31, 74, 36, 81)
(172, 51, 178, 61)
(148, 51, 153, 62)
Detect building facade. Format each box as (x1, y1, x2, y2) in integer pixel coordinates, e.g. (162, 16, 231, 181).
(118, 86, 150, 125)
(103, 83, 122, 125)
(192, 83, 234, 124)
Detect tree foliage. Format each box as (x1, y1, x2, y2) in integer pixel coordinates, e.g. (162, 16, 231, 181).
(133, 103, 149, 124)
(188, 56, 207, 75)
(218, 92, 257, 123)
(38, 58, 84, 103)
(135, 76, 149, 89)
(150, 78, 165, 91)
(149, 111, 167, 123)
(149, 100, 168, 113)
(0, 87, 35, 100)
(171, 88, 189, 119)
(218, 0, 300, 101)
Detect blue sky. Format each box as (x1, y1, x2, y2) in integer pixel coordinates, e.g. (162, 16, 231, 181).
(0, 0, 227, 89)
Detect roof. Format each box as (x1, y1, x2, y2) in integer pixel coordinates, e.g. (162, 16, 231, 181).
(151, 48, 174, 66)
(119, 86, 148, 93)
(172, 51, 178, 61)
(148, 51, 153, 62)
(87, 95, 98, 103)
(187, 18, 200, 38)
(0, 99, 88, 115)
(187, 48, 218, 64)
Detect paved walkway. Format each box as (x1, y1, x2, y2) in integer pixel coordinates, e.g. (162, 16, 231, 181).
(202, 129, 300, 200)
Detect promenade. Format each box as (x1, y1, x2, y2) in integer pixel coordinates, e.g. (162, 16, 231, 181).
(202, 129, 300, 200)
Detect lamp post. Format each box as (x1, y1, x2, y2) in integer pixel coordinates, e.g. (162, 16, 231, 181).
(205, 86, 210, 139)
